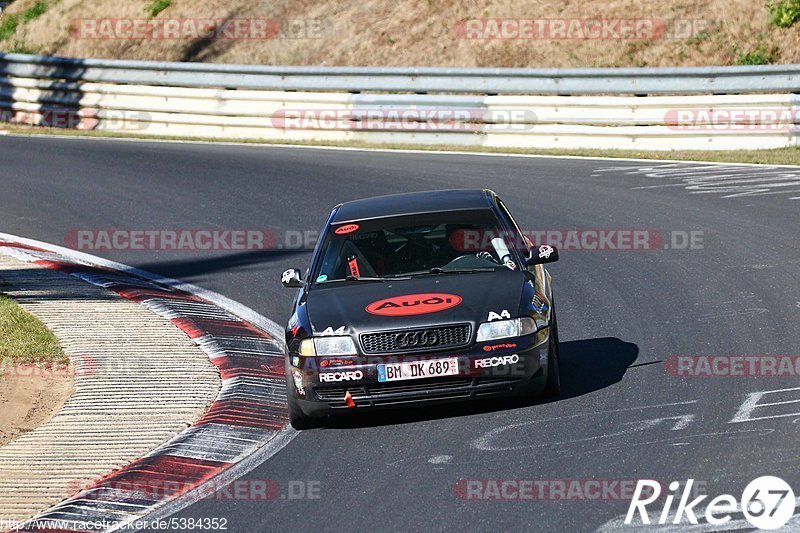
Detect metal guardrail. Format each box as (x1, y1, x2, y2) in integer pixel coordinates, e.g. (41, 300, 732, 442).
(1, 53, 800, 94)
(0, 53, 798, 150)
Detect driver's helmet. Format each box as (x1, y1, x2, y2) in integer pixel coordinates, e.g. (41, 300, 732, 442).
(446, 224, 492, 256)
(445, 224, 470, 255)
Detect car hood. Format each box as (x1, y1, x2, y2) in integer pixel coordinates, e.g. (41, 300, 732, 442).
(305, 271, 525, 334)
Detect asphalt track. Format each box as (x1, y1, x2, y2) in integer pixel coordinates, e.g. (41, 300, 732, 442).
(1, 135, 800, 532)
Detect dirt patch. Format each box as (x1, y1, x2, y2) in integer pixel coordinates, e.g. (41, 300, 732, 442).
(1, 0, 798, 67)
(0, 366, 74, 446)
(0, 290, 72, 447)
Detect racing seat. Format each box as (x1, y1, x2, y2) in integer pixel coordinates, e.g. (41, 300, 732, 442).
(339, 240, 379, 278)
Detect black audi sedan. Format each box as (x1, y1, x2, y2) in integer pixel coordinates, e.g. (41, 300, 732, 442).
(281, 189, 560, 429)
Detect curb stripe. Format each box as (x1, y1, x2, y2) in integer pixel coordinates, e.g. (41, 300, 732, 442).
(170, 317, 274, 339)
(0, 239, 292, 533)
(115, 288, 204, 303)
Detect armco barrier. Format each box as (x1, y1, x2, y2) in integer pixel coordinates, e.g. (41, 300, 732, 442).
(0, 52, 799, 150)
(2, 53, 800, 93)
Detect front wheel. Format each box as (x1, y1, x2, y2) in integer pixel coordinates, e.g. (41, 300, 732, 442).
(288, 393, 318, 430)
(286, 373, 320, 430)
(542, 310, 561, 398)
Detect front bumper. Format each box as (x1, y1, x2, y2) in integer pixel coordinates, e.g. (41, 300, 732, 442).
(287, 328, 551, 417)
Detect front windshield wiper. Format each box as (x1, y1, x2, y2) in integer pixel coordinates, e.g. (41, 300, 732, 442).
(345, 275, 386, 282)
(318, 275, 413, 284)
(320, 269, 491, 283)
(315, 276, 386, 285)
(403, 267, 497, 277)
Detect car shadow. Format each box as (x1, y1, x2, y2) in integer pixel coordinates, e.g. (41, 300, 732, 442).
(322, 336, 639, 429)
(133, 249, 309, 280)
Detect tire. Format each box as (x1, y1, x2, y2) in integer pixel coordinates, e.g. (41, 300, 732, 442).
(542, 309, 561, 398)
(286, 373, 319, 430)
(288, 392, 318, 430)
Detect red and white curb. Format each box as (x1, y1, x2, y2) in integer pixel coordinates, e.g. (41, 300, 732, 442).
(0, 234, 295, 532)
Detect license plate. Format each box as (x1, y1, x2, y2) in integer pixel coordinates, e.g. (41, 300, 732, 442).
(377, 357, 459, 382)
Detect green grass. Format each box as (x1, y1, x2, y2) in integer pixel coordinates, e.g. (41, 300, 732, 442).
(0, 13, 18, 41)
(735, 43, 778, 65)
(22, 0, 47, 23)
(768, 0, 800, 27)
(0, 291, 65, 364)
(145, 0, 171, 17)
(0, 2, 48, 46)
(686, 29, 710, 46)
(2, 124, 800, 166)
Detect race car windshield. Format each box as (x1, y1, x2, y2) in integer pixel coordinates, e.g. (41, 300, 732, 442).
(313, 209, 521, 283)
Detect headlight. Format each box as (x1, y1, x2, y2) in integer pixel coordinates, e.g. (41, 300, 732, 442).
(299, 336, 358, 356)
(476, 317, 538, 341)
(299, 338, 317, 357)
(519, 317, 537, 335)
(532, 314, 548, 331)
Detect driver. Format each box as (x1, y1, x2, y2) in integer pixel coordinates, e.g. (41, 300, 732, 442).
(446, 224, 499, 265)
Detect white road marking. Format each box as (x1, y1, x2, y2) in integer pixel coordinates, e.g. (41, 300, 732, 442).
(428, 455, 453, 465)
(730, 387, 800, 423)
(472, 401, 698, 451)
(695, 308, 768, 322)
(670, 415, 696, 431)
(594, 163, 800, 199)
(566, 429, 774, 461)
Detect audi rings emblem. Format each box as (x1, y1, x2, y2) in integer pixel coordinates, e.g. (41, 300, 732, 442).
(395, 330, 440, 348)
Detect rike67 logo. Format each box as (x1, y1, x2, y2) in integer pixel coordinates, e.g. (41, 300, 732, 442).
(626, 477, 796, 530)
(625, 476, 795, 529)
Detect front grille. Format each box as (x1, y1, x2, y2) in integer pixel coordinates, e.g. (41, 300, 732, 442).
(313, 376, 524, 406)
(315, 379, 473, 401)
(360, 324, 471, 354)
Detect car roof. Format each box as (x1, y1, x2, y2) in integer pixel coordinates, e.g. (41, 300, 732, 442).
(331, 189, 496, 223)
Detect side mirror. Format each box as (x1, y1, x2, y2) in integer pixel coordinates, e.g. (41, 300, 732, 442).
(526, 244, 559, 265)
(281, 268, 303, 288)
